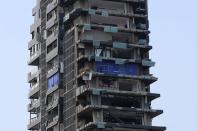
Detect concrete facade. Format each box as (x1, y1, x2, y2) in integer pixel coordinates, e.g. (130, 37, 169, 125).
(27, 0, 166, 131)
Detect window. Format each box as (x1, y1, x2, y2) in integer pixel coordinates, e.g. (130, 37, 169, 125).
(47, 24, 58, 37)
(47, 40, 57, 53)
(47, 8, 57, 21)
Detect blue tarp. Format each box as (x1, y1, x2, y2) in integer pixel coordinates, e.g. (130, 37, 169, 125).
(96, 61, 137, 76)
(48, 73, 59, 89)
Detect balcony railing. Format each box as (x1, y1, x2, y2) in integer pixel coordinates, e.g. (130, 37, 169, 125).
(28, 99, 40, 111)
(46, 97, 59, 111)
(28, 33, 41, 49)
(31, 83, 39, 90)
(29, 83, 40, 99)
(29, 49, 41, 60)
(28, 115, 41, 130)
(28, 69, 40, 82)
(30, 18, 41, 33)
(28, 49, 41, 65)
(46, 115, 59, 129)
(47, 64, 59, 75)
(32, 6, 37, 16)
(46, 13, 57, 29)
(46, 0, 58, 14)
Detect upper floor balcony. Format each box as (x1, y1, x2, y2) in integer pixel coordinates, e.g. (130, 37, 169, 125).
(28, 99, 40, 112)
(28, 47, 41, 66)
(63, 0, 148, 30)
(28, 83, 40, 99)
(28, 69, 40, 83)
(46, 26, 58, 48)
(46, 8, 58, 30)
(46, 0, 58, 14)
(47, 96, 59, 111)
(28, 33, 41, 50)
(46, 115, 59, 130)
(47, 61, 59, 78)
(27, 115, 41, 130)
(32, 6, 37, 16)
(63, 0, 146, 8)
(46, 45, 58, 63)
(76, 86, 160, 102)
(30, 18, 41, 34)
(32, 0, 41, 16)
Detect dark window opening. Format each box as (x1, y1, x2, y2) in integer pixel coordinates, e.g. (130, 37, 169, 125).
(47, 40, 57, 54)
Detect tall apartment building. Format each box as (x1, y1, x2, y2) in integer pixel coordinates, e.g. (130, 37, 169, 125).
(27, 0, 166, 131)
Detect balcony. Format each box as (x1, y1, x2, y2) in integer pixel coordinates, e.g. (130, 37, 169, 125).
(28, 69, 40, 83)
(46, 46, 58, 63)
(77, 105, 162, 119)
(76, 86, 160, 101)
(46, 13, 58, 30)
(46, 116, 59, 129)
(79, 71, 157, 85)
(78, 56, 155, 69)
(28, 83, 40, 99)
(46, 85, 59, 96)
(32, 0, 41, 16)
(28, 39, 39, 50)
(78, 59, 138, 77)
(46, 97, 59, 111)
(32, 6, 37, 16)
(78, 40, 152, 52)
(47, 64, 59, 78)
(28, 33, 41, 50)
(28, 49, 41, 66)
(28, 99, 40, 112)
(46, 29, 58, 47)
(46, 0, 58, 14)
(78, 24, 149, 38)
(142, 59, 155, 67)
(27, 115, 41, 130)
(30, 18, 41, 34)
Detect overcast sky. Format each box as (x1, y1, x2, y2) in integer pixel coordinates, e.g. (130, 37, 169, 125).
(0, 0, 196, 131)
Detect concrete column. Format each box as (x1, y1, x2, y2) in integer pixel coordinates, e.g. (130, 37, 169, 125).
(93, 110, 103, 122)
(91, 95, 104, 123)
